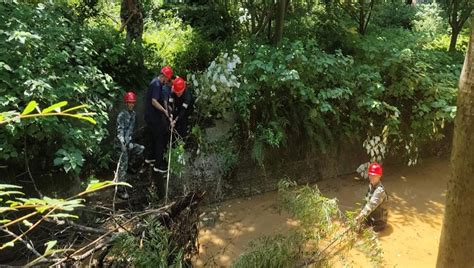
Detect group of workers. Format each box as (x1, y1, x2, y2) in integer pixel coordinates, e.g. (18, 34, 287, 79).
(114, 66, 388, 232)
(115, 66, 193, 199)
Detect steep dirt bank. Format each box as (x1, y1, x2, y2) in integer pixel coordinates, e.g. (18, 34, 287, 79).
(194, 157, 449, 267)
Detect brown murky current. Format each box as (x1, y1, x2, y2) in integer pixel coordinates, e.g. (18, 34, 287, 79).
(193, 157, 448, 267)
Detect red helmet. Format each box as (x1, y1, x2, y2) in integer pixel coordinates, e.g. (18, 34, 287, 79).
(368, 163, 383, 176)
(124, 91, 137, 103)
(161, 66, 174, 80)
(172, 77, 186, 95)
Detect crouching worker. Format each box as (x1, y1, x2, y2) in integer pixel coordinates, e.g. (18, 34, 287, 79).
(116, 91, 145, 199)
(355, 163, 388, 232)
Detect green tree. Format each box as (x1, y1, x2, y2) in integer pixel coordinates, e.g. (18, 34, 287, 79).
(437, 16, 474, 267)
(340, 0, 377, 35)
(443, 0, 473, 51)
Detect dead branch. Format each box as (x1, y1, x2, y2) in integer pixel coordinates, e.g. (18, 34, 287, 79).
(50, 191, 204, 266)
(1, 227, 42, 257)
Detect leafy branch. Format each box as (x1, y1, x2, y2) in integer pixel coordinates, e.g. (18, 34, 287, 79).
(0, 100, 128, 264)
(0, 101, 96, 125)
(0, 181, 131, 251)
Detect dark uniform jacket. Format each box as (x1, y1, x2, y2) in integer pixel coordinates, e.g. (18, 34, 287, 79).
(145, 77, 168, 125)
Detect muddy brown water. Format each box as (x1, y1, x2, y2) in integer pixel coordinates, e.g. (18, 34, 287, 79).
(194, 157, 449, 267)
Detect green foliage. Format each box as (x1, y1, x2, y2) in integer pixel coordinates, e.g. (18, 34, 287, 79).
(191, 52, 241, 119)
(372, 2, 416, 30)
(166, 139, 186, 176)
(412, 3, 448, 41)
(278, 180, 339, 235)
(143, 10, 222, 74)
(232, 234, 303, 268)
(0, 2, 117, 173)
(0, 180, 130, 251)
(110, 217, 185, 267)
(53, 147, 84, 175)
(234, 179, 383, 266)
(228, 20, 461, 165)
(235, 40, 363, 156)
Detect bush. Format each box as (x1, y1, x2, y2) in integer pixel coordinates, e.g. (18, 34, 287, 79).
(0, 2, 118, 175)
(412, 3, 447, 41)
(372, 2, 417, 30)
(110, 217, 186, 267)
(143, 9, 222, 75)
(234, 40, 382, 162)
(221, 34, 460, 165)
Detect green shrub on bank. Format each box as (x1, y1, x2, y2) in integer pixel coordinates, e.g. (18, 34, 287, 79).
(207, 34, 461, 165)
(0, 2, 119, 174)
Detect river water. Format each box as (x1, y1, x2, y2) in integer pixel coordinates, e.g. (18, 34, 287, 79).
(193, 157, 448, 267)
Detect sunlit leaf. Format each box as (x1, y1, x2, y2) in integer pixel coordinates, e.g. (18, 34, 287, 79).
(22, 219, 33, 227)
(62, 104, 88, 113)
(44, 240, 57, 255)
(0, 191, 25, 196)
(42, 101, 68, 113)
(79, 116, 96, 125)
(36, 205, 50, 214)
(21, 101, 38, 115)
(84, 180, 131, 192)
(0, 207, 18, 213)
(0, 219, 11, 224)
(0, 184, 23, 190)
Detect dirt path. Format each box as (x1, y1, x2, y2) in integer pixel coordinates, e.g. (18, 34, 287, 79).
(193, 157, 449, 267)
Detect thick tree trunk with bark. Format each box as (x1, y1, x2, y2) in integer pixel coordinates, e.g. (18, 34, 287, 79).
(436, 19, 474, 268)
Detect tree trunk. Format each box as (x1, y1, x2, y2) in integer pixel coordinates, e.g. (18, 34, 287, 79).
(358, 0, 365, 35)
(449, 27, 460, 52)
(436, 19, 474, 268)
(273, 0, 287, 45)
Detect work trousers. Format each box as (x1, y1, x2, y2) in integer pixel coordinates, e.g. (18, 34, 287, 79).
(145, 116, 170, 169)
(117, 143, 144, 182)
(365, 207, 388, 232)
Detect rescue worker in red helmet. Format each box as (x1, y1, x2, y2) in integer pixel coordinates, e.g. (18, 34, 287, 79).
(355, 163, 388, 231)
(144, 66, 173, 173)
(116, 91, 144, 199)
(168, 77, 193, 140)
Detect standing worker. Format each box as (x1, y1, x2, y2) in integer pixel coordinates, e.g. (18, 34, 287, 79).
(144, 66, 173, 173)
(355, 163, 388, 232)
(169, 77, 193, 141)
(116, 91, 144, 199)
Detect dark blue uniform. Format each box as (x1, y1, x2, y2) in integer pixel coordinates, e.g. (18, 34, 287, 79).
(169, 88, 193, 140)
(144, 77, 170, 171)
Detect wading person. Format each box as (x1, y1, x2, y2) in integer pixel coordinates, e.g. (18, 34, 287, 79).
(169, 77, 193, 141)
(144, 66, 173, 173)
(116, 91, 144, 199)
(355, 163, 388, 232)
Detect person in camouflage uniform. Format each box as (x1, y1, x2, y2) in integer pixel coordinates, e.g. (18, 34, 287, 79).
(120, 0, 143, 45)
(355, 162, 388, 232)
(116, 91, 144, 199)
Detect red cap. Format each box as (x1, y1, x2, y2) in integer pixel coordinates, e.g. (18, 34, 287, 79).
(368, 163, 383, 176)
(161, 66, 174, 80)
(172, 77, 186, 94)
(124, 91, 136, 103)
